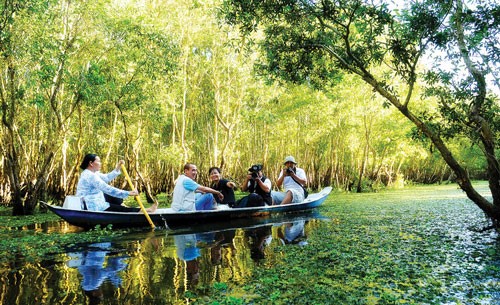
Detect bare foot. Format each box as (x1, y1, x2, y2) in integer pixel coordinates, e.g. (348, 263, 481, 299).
(146, 202, 158, 213)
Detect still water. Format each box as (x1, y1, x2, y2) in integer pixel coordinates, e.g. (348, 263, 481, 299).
(0, 212, 323, 305)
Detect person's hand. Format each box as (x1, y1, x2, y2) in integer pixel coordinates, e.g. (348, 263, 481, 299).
(216, 191, 224, 200)
(129, 189, 139, 196)
(116, 160, 125, 171)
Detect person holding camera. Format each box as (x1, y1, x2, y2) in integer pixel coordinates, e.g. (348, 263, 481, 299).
(271, 156, 307, 205)
(234, 164, 272, 208)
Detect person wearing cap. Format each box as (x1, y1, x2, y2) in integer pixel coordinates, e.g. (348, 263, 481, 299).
(234, 164, 272, 208)
(271, 156, 307, 205)
(171, 163, 224, 212)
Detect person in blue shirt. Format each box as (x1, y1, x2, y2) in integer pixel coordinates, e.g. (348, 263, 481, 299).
(174, 234, 201, 288)
(76, 153, 157, 212)
(171, 163, 223, 211)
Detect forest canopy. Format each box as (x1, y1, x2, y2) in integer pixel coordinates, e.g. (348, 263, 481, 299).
(0, 0, 497, 217)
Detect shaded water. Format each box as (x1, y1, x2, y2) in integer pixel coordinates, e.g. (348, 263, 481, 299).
(0, 212, 321, 305)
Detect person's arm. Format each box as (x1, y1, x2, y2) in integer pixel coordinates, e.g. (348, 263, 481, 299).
(291, 168, 307, 185)
(226, 181, 236, 188)
(197, 185, 224, 201)
(115, 160, 125, 171)
(90, 173, 134, 198)
(256, 178, 271, 193)
(99, 160, 125, 183)
(276, 170, 285, 188)
(241, 175, 251, 192)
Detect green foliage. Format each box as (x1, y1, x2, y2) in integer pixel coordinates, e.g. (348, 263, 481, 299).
(0, 0, 497, 218)
(197, 183, 499, 304)
(415, 0, 500, 145)
(219, 0, 500, 225)
(0, 217, 125, 263)
(1, 184, 498, 304)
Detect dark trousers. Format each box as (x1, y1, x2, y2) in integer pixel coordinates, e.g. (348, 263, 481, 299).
(234, 193, 266, 208)
(103, 194, 140, 212)
(104, 193, 124, 206)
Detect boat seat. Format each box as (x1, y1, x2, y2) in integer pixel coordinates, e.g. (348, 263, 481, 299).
(217, 204, 232, 210)
(63, 196, 84, 210)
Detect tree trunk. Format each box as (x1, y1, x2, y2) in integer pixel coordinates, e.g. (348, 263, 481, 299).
(367, 73, 500, 223)
(356, 145, 367, 193)
(454, 0, 500, 208)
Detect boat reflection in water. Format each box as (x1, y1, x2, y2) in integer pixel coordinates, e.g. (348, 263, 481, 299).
(169, 211, 324, 292)
(67, 242, 128, 305)
(242, 218, 307, 261)
(279, 219, 308, 245)
(36, 211, 326, 304)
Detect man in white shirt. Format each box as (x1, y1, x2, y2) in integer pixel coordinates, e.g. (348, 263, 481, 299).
(172, 163, 224, 212)
(271, 156, 307, 205)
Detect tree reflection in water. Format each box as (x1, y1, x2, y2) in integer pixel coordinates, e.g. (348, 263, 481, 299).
(169, 217, 315, 293)
(0, 214, 320, 304)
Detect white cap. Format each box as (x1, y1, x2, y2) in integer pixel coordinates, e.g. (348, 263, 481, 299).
(283, 156, 297, 165)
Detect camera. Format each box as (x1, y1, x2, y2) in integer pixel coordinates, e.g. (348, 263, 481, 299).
(286, 167, 295, 175)
(248, 164, 262, 179)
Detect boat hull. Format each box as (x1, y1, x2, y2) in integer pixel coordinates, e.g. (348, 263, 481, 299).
(45, 187, 332, 229)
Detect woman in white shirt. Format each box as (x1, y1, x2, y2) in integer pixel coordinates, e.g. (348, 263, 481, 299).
(76, 154, 157, 213)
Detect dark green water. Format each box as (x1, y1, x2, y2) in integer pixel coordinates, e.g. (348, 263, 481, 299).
(0, 183, 499, 304)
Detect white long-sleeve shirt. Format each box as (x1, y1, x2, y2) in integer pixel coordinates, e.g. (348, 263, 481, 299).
(76, 169, 129, 211)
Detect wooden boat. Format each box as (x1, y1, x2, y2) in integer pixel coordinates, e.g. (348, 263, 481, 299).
(114, 209, 328, 237)
(44, 187, 332, 229)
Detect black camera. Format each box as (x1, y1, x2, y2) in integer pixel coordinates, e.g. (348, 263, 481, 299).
(286, 167, 295, 174)
(249, 164, 262, 179)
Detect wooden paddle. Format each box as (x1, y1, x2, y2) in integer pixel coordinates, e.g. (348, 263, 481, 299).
(120, 164, 155, 229)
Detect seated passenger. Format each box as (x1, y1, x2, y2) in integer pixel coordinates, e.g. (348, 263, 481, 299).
(171, 163, 224, 212)
(234, 164, 272, 208)
(271, 156, 307, 205)
(209, 166, 236, 207)
(76, 154, 157, 213)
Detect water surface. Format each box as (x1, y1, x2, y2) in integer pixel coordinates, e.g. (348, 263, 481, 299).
(0, 212, 321, 305)
(1, 183, 499, 304)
